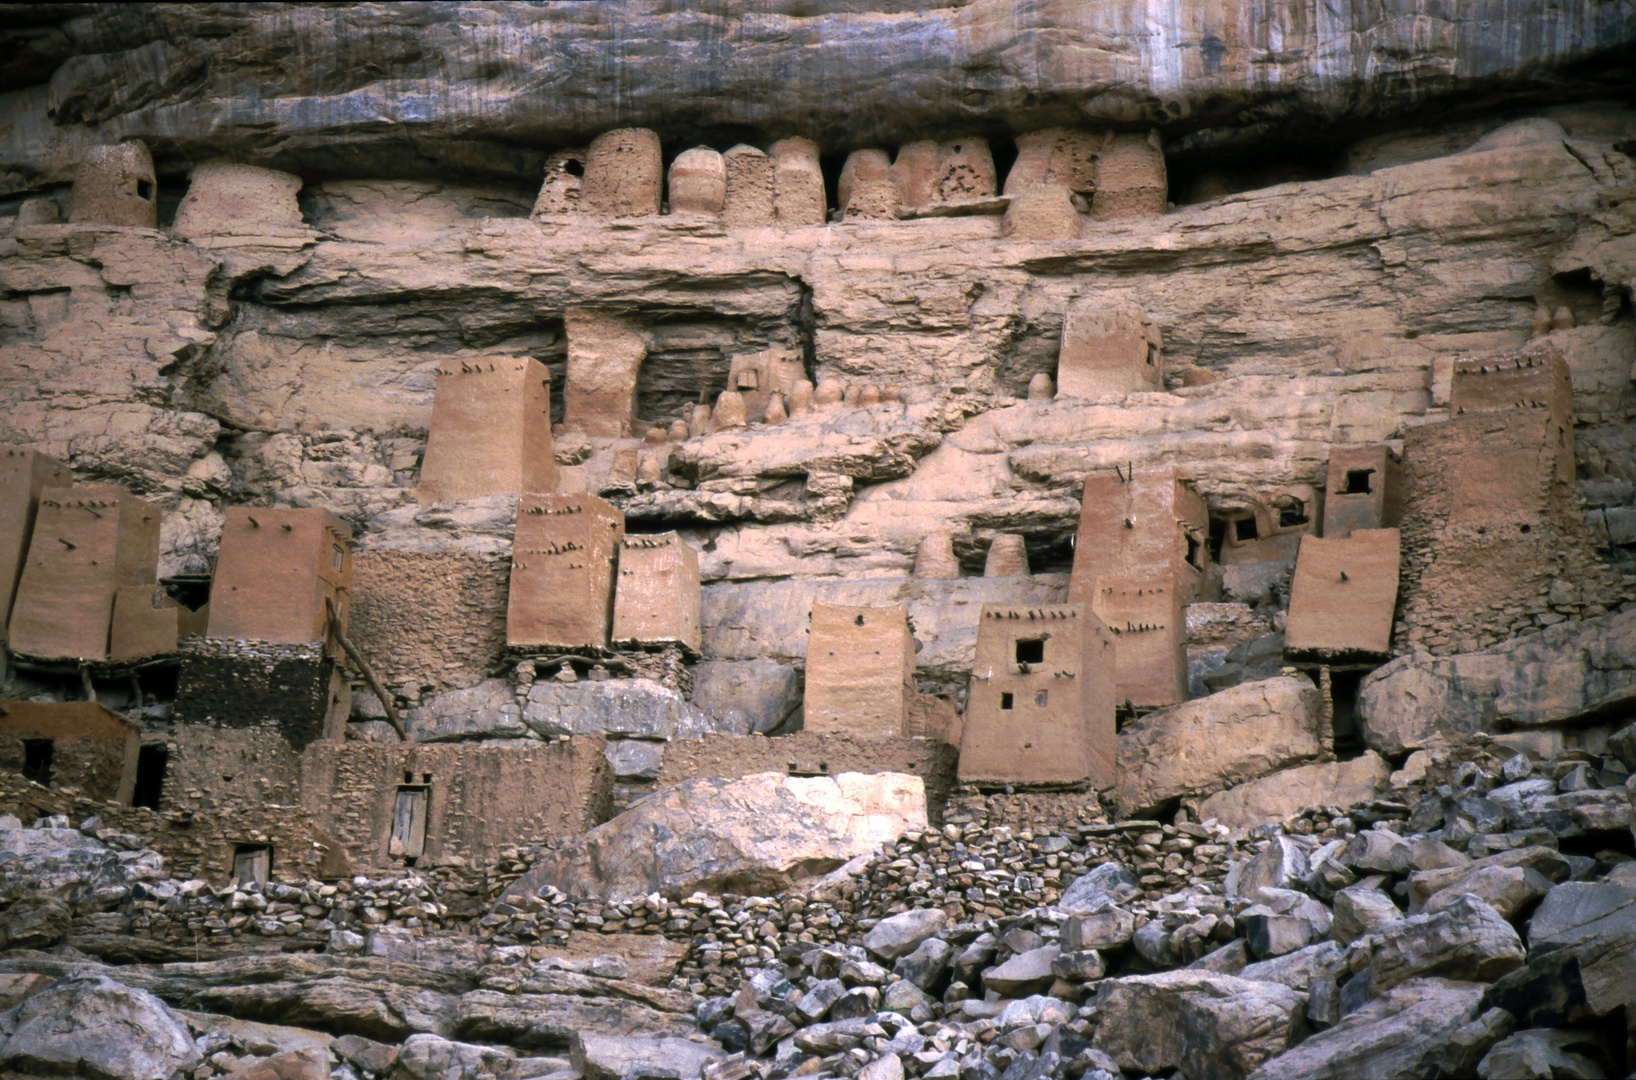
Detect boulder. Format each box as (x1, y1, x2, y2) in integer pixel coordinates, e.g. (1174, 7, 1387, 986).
(983, 946, 1060, 998)
(524, 678, 741, 740)
(571, 1032, 726, 1080)
(0, 821, 164, 909)
(1227, 836, 1313, 899)
(863, 908, 948, 962)
(394, 1033, 513, 1080)
(690, 660, 803, 735)
(1118, 676, 1324, 815)
(1358, 609, 1636, 755)
(1062, 907, 1136, 951)
(1237, 940, 1342, 994)
(1420, 865, 1553, 920)
(1476, 1028, 1609, 1080)
(1527, 883, 1636, 951)
(1244, 978, 1487, 1080)
(497, 772, 926, 904)
(1197, 753, 1392, 832)
(1368, 894, 1526, 993)
(1481, 895, 1636, 1029)
(1058, 863, 1141, 913)
(1406, 847, 1571, 911)
(1093, 970, 1304, 1080)
(0, 974, 200, 1080)
(1331, 881, 1402, 945)
(406, 678, 527, 742)
(0, 896, 71, 950)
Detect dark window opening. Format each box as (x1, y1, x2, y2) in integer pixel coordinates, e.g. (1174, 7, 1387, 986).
(1341, 469, 1375, 495)
(233, 843, 271, 885)
(136, 179, 153, 201)
(22, 740, 52, 785)
(133, 744, 167, 809)
(1234, 517, 1259, 542)
(1184, 532, 1203, 571)
(564, 159, 585, 177)
(1520, 524, 1532, 534)
(1329, 671, 1366, 755)
(1278, 502, 1309, 528)
(1000, 693, 1014, 710)
(1015, 638, 1045, 664)
(1035, 689, 1048, 706)
(390, 785, 429, 862)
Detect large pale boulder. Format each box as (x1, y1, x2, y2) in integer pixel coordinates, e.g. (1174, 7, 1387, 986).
(0, 974, 200, 1080)
(0, 820, 164, 909)
(1118, 676, 1324, 816)
(497, 772, 926, 904)
(406, 678, 527, 742)
(1358, 609, 1636, 756)
(1367, 894, 1526, 992)
(571, 1032, 725, 1080)
(523, 678, 743, 740)
(1198, 752, 1392, 832)
(1093, 970, 1304, 1080)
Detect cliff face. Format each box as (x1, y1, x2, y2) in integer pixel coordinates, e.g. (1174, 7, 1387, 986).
(3, 0, 1635, 190)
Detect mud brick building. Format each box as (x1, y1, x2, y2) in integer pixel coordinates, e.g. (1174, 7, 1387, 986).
(8, 485, 161, 661)
(959, 604, 1117, 788)
(0, 701, 141, 804)
(1286, 528, 1402, 657)
(1056, 303, 1164, 401)
(803, 604, 917, 738)
(612, 532, 701, 653)
(508, 493, 625, 650)
(417, 356, 558, 502)
(207, 507, 353, 646)
(0, 448, 71, 630)
(1322, 444, 1405, 540)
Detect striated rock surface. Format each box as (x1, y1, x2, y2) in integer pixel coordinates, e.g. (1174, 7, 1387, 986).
(1358, 607, 1636, 755)
(6, 3, 1635, 191)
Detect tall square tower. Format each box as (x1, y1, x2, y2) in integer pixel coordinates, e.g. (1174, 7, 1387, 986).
(1322, 444, 1404, 539)
(507, 493, 625, 649)
(8, 485, 161, 660)
(418, 356, 558, 502)
(959, 604, 1116, 787)
(612, 532, 701, 652)
(207, 508, 353, 646)
(0, 448, 72, 627)
(803, 604, 916, 738)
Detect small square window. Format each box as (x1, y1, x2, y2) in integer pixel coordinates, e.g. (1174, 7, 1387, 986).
(1341, 469, 1374, 495)
(1035, 689, 1048, 706)
(136, 179, 154, 201)
(233, 844, 271, 885)
(1234, 517, 1259, 541)
(332, 545, 345, 571)
(1015, 639, 1045, 664)
(1000, 693, 1014, 710)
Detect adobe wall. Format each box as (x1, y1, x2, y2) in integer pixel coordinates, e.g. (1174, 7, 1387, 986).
(1001, 185, 1081, 241)
(173, 639, 350, 753)
(417, 356, 558, 502)
(8, 486, 161, 661)
(770, 137, 826, 226)
(564, 309, 647, 438)
(208, 507, 352, 646)
(0, 701, 139, 804)
(1322, 444, 1404, 539)
(1397, 409, 1629, 654)
(960, 604, 1117, 787)
(723, 144, 777, 226)
(803, 603, 916, 738)
(349, 548, 509, 696)
(654, 731, 959, 825)
(1449, 346, 1574, 484)
(69, 142, 158, 228)
(0, 448, 71, 627)
(581, 128, 663, 218)
(612, 532, 701, 652)
(163, 725, 304, 815)
(531, 147, 589, 216)
(508, 493, 624, 650)
(109, 585, 178, 661)
(297, 736, 612, 869)
(1090, 131, 1166, 220)
(725, 348, 806, 424)
(1086, 577, 1188, 709)
(1068, 468, 1209, 606)
(0, 772, 346, 885)
(891, 139, 996, 207)
(171, 160, 305, 238)
(669, 147, 726, 216)
(1056, 303, 1163, 400)
(1285, 528, 1401, 656)
(1004, 128, 1100, 198)
(839, 150, 896, 220)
